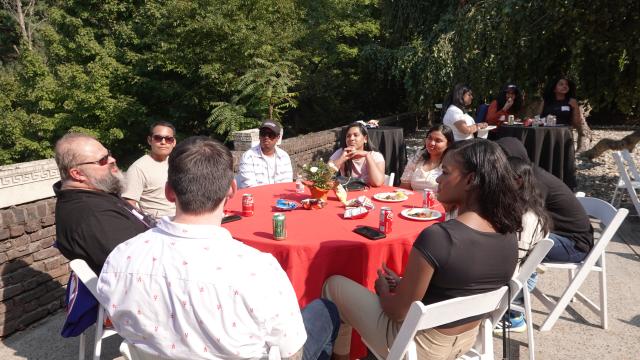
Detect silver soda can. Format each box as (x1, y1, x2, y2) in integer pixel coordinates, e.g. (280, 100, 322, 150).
(273, 213, 286, 240)
(508, 115, 515, 125)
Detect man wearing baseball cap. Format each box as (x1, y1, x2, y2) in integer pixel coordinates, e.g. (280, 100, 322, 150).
(236, 120, 293, 188)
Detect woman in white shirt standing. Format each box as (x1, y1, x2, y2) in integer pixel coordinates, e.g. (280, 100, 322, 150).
(443, 83, 488, 141)
(400, 124, 454, 191)
(329, 122, 386, 187)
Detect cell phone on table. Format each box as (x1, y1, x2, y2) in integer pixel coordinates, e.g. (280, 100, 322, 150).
(353, 226, 386, 240)
(222, 214, 242, 224)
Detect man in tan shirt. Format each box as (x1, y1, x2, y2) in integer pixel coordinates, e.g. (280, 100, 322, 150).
(123, 121, 177, 218)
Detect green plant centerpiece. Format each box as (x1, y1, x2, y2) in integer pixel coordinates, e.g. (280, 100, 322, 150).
(301, 160, 336, 201)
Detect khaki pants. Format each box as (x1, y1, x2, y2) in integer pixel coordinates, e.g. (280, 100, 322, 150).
(322, 275, 478, 360)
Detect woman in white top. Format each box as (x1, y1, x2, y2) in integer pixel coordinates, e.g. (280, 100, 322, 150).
(443, 83, 488, 141)
(329, 122, 386, 187)
(400, 124, 454, 191)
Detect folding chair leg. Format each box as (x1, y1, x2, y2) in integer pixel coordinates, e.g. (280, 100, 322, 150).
(610, 187, 619, 206)
(539, 266, 593, 332)
(600, 256, 608, 329)
(569, 269, 576, 302)
(79, 332, 86, 360)
(93, 309, 105, 360)
(523, 289, 535, 360)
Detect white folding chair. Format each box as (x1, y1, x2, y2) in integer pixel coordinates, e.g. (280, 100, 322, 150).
(70, 259, 120, 360)
(532, 197, 629, 331)
(364, 279, 522, 360)
(385, 173, 395, 186)
(611, 150, 640, 215)
(509, 237, 554, 360)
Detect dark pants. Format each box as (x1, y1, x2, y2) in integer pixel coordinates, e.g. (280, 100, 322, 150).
(545, 233, 589, 263)
(301, 299, 340, 360)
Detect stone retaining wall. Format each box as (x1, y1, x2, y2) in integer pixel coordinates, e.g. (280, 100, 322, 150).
(0, 198, 66, 337)
(0, 112, 417, 338)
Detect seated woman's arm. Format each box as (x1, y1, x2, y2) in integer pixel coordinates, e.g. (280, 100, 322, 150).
(366, 152, 386, 187)
(453, 120, 486, 136)
(376, 250, 434, 322)
(327, 148, 347, 175)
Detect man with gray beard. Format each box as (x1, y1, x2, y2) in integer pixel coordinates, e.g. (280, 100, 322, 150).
(53, 133, 150, 273)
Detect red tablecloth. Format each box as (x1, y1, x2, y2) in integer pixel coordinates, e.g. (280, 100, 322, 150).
(223, 183, 444, 357)
(222, 183, 444, 306)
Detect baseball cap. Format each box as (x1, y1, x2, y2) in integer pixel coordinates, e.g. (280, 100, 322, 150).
(259, 120, 282, 134)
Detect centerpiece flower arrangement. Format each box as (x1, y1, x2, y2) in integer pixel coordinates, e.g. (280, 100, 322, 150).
(301, 160, 336, 200)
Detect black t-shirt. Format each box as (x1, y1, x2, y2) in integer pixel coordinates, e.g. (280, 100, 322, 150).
(413, 220, 517, 327)
(534, 168, 594, 252)
(54, 182, 148, 273)
(541, 97, 573, 125)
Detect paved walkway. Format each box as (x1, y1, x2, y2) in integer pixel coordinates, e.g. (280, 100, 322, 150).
(0, 212, 638, 360)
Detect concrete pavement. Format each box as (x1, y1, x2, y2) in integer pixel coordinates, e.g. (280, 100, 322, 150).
(0, 216, 638, 360)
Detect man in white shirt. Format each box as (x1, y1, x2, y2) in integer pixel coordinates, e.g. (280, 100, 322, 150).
(237, 120, 293, 188)
(97, 136, 339, 360)
(122, 121, 177, 218)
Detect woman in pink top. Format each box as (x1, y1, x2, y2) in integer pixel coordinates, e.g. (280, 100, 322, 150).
(329, 122, 386, 187)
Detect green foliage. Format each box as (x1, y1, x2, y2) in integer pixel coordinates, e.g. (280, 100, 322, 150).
(376, 0, 640, 116)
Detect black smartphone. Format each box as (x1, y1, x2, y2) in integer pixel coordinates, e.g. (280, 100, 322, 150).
(353, 226, 386, 240)
(222, 214, 242, 224)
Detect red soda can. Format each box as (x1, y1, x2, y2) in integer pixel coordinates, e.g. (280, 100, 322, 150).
(379, 207, 393, 234)
(242, 194, 254, 217)
(423, 190, 435, 208)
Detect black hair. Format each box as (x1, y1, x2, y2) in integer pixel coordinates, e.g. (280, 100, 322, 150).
(450, 83, 473, 110)
(443, 139, 524, 234)
(342, 122, 376, 177)
(508, 157, 551, 239)
(149, 121, 176, 135)
(542, 77, 576, 103)
(496, 83, 523, 114)
(168, 136, 233, 214)
(421, 124, 454, 163)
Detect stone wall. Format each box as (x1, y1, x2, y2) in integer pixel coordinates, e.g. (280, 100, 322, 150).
(0, 112, 418, 338)
(0, 198, 66, 337)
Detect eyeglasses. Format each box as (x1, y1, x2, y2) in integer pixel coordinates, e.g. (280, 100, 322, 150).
(151, 135, 176, 144)
(76, 151, 111, 167)
(259, 130, 278, 139)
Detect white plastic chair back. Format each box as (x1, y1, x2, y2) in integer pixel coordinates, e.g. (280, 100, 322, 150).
(611, 151, 640, 215)
(533, 197, 628, 331)
(366, 279, 521, 360)
(70, 259, 119, 360)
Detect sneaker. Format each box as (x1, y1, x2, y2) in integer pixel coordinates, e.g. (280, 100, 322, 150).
(494, 314, 527, 334)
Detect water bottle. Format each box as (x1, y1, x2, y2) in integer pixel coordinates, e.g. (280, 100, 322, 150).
(295, 174, 304, 193)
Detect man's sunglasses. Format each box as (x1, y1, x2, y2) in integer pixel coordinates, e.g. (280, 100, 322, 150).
(76, 151, 111, 167)
(259, 130, 278, 139)
(151, 135, 176, 144)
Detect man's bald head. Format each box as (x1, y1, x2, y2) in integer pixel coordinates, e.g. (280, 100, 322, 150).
(55, 133, 98, 182)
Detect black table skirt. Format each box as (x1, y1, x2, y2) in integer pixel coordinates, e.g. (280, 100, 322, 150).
(336, 126, 407, 186)
(495, 125, 577, 189)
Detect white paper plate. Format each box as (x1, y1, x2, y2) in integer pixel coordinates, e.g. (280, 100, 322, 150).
(373, 192, 409, 202)
(400, 208, 442, 221)
(485, 125, 497, 130)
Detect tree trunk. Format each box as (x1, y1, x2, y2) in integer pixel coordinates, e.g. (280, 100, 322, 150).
(576, 102, 593, 152)
(581, 129, 640, 159)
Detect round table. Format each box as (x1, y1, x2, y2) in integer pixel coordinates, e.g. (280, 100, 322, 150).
(222, 182, 444, 358)
(223, 182, 444, 307)
(337, 126, 407, 186)
(495, 125, 577, 189)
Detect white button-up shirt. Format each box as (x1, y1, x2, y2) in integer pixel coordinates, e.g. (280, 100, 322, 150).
(237, 145, 293, 188)
(97, 218, 306, 359)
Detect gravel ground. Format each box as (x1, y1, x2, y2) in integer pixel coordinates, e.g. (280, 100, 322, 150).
(405, 128, 639, 203)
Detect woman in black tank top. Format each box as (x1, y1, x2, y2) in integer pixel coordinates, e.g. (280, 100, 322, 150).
(539, 77, 581, 128)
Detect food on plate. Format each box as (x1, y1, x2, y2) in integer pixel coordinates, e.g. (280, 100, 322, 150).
(408, 210, 432, 218)
(345, 195, 374, 209)
(380, 191, 408, 201)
